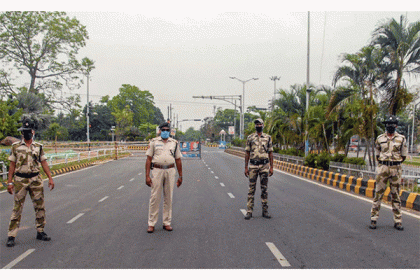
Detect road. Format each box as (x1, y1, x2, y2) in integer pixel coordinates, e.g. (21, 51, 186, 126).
(1, 147, 419, 269)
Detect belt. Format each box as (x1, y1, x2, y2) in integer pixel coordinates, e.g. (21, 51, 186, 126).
(15, 172, 39, 178)
(250, 158, 269, 165)
(378, 161, 401, 166)
(153, 163, 175, 169)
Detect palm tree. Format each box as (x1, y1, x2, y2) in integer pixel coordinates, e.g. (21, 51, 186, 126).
(372, 15, 420, 115)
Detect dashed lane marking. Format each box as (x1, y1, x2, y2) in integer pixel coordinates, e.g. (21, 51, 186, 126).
(118, 185, 125, 190)
(266, 242, 291, 267)
(3, 249, 36, 269)
(67, 213, 85, 224)
(220, 183, 225, 187)
(98, 196, 109, 203)
(228, 192, 235, 198)
(240, 209, 247, 216)
(215, 176, 219, 179)
(129, 178, 135, 182)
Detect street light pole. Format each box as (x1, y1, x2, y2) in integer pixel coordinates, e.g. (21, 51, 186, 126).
(230, 77, 258, 139)
(305, 11, 311, 157)
(86, 72, 90, 151)
(270, 76, 281, 110)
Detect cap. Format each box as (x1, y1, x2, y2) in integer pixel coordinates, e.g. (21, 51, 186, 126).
(18, 118, 34, 131)
(159, 122, 171, 130)
(383, 115, 398, 125)
(254, 118, 264, 125)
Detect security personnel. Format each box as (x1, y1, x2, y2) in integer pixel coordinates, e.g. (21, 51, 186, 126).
(6, 118, 55, 247)
(145, 122, 183, 233)
(244, 118, 274, 220)
(369, 115, 407, 231)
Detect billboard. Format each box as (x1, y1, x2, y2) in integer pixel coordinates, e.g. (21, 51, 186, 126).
(180, 141, 201, 158)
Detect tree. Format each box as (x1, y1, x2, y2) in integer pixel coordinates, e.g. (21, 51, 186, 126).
(0, 12, 91, 103)
(0, 97, 22, 139)
(372, 15, 420, 115)
(112, 105, 134, 141)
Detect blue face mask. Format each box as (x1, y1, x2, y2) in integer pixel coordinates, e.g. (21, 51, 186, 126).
(161, 131, 170, 139)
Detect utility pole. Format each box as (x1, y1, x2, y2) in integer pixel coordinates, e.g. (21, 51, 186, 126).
(305, 11, 311, 157)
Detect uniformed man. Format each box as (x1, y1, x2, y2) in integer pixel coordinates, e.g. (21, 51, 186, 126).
(244, 118, 274, 220)
(369, 115, 407, 231)
(5, 118, 55, 247)
(145, 122, 183, 233)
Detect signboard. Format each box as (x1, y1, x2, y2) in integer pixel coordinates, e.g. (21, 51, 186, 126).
(180, 141, 201, 158)
(219, 141, 226, 149)
(228, 126, 235, 135)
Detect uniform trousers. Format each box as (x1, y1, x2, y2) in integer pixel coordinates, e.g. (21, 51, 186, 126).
(8, 175, 46, 237)
(148, 167, 176, 227)
(370, 164, 402, 223)
(247, 163, 270, 213)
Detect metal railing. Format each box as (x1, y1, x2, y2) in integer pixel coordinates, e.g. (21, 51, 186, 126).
(0, 161, 7, 180)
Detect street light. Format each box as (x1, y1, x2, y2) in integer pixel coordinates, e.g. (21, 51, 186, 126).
(230, 77, 258, 139)
(269, 76, 281, 110)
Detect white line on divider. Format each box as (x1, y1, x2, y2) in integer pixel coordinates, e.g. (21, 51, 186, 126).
(3, 249, 36, 269)
(228, 192, 235, 198)
(67, 213, 85, 224)
(220, 183, 225, 187)
(266, 242, 291, 267)
(98, 196, 109, 202)
(118, 185, 124, 190)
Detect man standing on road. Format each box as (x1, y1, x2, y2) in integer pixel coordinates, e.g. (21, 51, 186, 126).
(244, 118, 274, 220)
(369, 115, 407, 231)
(5, 118, 55, 247)
(145, 122, 183, 233)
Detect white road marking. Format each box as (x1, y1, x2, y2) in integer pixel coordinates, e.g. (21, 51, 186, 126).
(208, 167, 211, 169)
(138, 173, 142, 176)
(129, 178, 135, 182)
(98, 196, 109, 202)
(67, 213, 85, 224)
(266, 242, 291, 267)
(215, 176, 219, 179)
(211, 171, 214, 174)
(118, 185, 125, 190)
(3, 249, 36, 269)
(220, 183, 225, 187)
(240, 209, 247, 216)
(228, 192, 235, 198)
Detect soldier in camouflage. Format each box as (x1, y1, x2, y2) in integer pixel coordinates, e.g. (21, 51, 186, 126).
(244, 118, 274, 220)
(369, 115, 407, 231)
(6, 118, 55, 247)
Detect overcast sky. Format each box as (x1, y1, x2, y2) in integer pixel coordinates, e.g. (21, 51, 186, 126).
(5, 2, 420, 132)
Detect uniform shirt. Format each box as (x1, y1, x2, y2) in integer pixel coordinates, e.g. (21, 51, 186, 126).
(8, 140, 47, 174)
(146, 136, 182, 165)
(245, 132, 273, 160)
(375, 132, 408, 162)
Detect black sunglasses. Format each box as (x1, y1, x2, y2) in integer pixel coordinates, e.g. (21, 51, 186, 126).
(161, 129, 170, 132)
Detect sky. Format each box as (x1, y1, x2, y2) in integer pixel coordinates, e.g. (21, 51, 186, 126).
(4, 2, 420, 132)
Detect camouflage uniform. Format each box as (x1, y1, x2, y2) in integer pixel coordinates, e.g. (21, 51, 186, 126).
(370, 132, 408, 224)
(245, 132, 273, 213)
(8, 140, 47, 237)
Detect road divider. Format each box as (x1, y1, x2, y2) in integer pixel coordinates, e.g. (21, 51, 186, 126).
(225, 148, 420, 211)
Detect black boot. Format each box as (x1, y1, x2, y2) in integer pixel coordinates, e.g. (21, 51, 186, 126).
(262, 210, 271, 219)
(36, 232, 51, 241)
(394, 223, 404, 231)
(244, 212, 252, 220)
(369, 220, 377, 229)
(6, 237, 15, 247)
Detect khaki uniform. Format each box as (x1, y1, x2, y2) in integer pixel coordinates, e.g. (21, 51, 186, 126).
(146, 136, 182, 227)
(245, 132, 273, 213)
(370, 132, 408, 223)
(8, 140, 47, 237)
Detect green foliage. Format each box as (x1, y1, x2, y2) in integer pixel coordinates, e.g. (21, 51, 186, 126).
(331, 153, 346, 162)
(343, 157, 366, 165)
(0, 151, 10, 168)
(231, 137, 246, 148)
(274, 147, 304, 157)
(0, 98, 22, 139)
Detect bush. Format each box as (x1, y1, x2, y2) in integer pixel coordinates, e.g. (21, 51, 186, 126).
(331, 153, 346, 162)
(275, 147, 304, 157)
(0, 151, 10, 168)
(231, 137, 246, 148)
(304, 153, 318, 168)
(317, 152, 330, 170)
(343, 157, 366, 165)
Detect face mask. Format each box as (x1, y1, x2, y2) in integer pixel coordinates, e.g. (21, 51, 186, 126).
(255, 126, 263, 133)
(23, 131, 33, 140)
(385, 125, 396, 134)
(161, 131, 170, 139)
